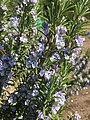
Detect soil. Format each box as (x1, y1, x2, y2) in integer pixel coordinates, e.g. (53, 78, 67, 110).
(64, 87, 90, 120)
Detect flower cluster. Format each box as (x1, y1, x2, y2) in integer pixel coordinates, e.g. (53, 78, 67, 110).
(0, 0, 89, 119)
(70, 112, 81, 120)
(75, 34, 85, 47)
(52, 91, 66, 115)
(55, 25, 66, 49)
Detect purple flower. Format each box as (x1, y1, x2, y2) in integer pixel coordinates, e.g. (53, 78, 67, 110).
(11, 15, 20, 28)
(53, 64, 59, 71)
(31, 60, 38, 68)
(30, 0, 37, 4)
(74, 113, 81, 120)
(0, 28, 2, 32)
(0, 60, 3, 70)
(23, 0, 29, 4)
(38, 37, 45, 43)
(38, 43, 44, 53)
(25, 99, 30, 105)
(50, 53, 61, 62)
(56, 25, 67, 34)
(72, 53, 77, 59)
(2, 55, 10, 61)
(73, 48, 81, 54)
(11, 53, 18, 61)
(42, 22, 48, 29)
(55, 34, 65, 49)
(69, 53, 77, 65)
(33, 84, 39, 89)
(44, 70, 52, 80)
(75, 34, 85, 46)
(20, 34, 28, 43)
(39, 69, 52, 79)
(8, 96, 13, 103)
(3, 63, 8, 69)
(64, 53, 69, 60)
(64, 48, 71, 53)
(52, 104, 61, 114)
(9, 60, 16, 66)
(1, 5, 8, 11)
(38, 110, 45, 119)
(52, 91, 66, 114)
(31, 8, 37, 20)
(0, 71, 4, 76)
(42, 22, 49, 35)
(55, 34, 62, 44)
(32, 89, 39, 96)
(26, 60, 31, 68)
(54, 91, 66, 105)
(39, 70, 46, 76)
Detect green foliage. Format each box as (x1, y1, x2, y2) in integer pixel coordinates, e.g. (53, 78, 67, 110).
(0, 0, 90, 119)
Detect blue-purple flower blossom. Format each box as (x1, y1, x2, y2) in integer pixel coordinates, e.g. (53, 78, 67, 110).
(8, 96, 14, 103)
(20, 34, 28, 43)
(50, 53, 61, 62)
(44, 70, 52, 80)
(64, 53, 69, 60)
(23, 0, 29, 4)
(38, 110, 45, 119)
(74, 113, 81, 120)
(69, 53, 77, 65)
(32, 89, 39, 96)
(31, 59, 38, 68)
(39, 70, 46, 77)
(55, 34, 65, 49)
(73, 48, 81, 54)
(0, 60, 3, 70)
(56, 25, 67, 34)
(9, 60, 16, 66)
(1, 55, 10, 61)
(31, 0, 37, 4)
(37, 43, 44, 53)
(39, 69, 55, 80)
(52, 91, 66, 114)
(31, 8, 37, 20)
(11, 15, 20, 28)
(54, 91, 66, 105)
(75, 34, 85, 46)
(42, 22, 49, 35)
(52, 104, 61, 115)
(25, 99, 30, 105)
(1, 5, 8, 11)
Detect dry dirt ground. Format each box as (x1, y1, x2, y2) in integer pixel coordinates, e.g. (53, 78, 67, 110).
(65, 87, 90, 120)
(64, 31, 90, 120)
